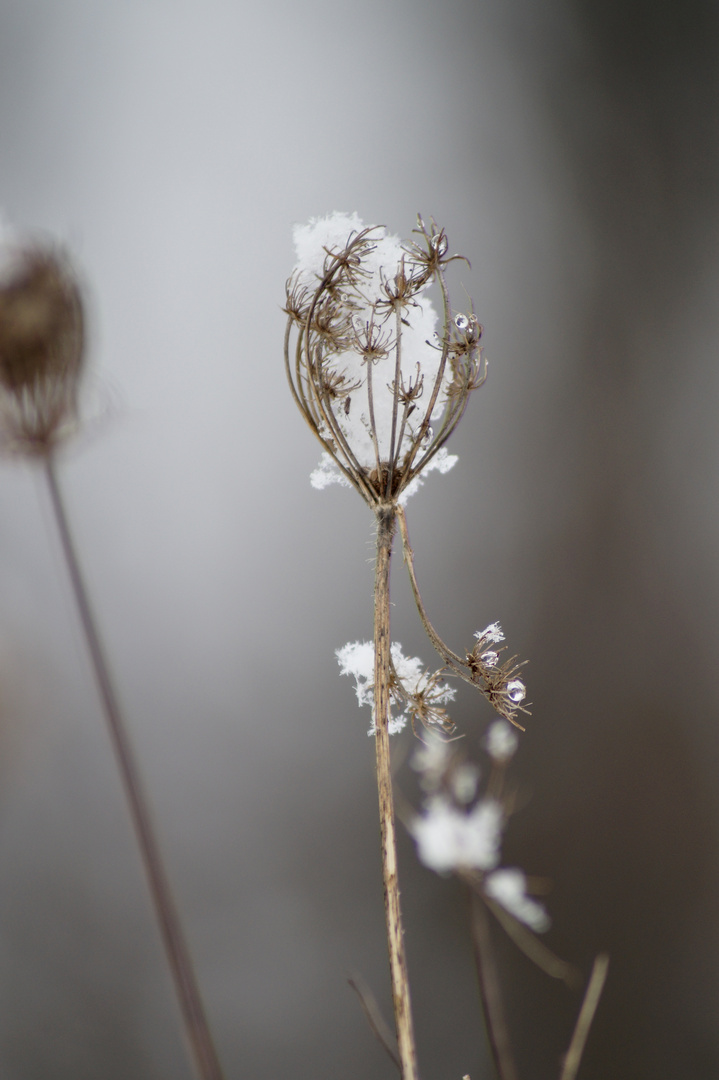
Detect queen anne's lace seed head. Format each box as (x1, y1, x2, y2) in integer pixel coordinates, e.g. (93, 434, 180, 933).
(285, 213, 485, 507)
(0, 238, 85, 455)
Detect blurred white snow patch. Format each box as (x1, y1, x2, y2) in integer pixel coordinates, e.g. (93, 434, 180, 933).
(485, 719, 519, 763)
(411, 797, 503, 874)
(485, 868, 550, 931)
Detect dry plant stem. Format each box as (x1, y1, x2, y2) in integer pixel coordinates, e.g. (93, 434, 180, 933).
(470, 892, 519, 1080)
(347, 973, 401, 1071)
(42, 454, 226, 1080)
(396, 507, 465, 671)
(374, 505, 419, 1080)
(559, 954, 609, 1080)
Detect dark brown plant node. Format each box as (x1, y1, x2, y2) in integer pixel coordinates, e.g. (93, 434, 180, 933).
(0, 243, 85, 456)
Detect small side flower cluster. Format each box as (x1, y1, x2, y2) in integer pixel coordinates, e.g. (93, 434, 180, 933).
(336, 640, 456, 736)
(467, 621, 530, 730)
(285, 212, 485, 507)
(410, 732, 549, 932)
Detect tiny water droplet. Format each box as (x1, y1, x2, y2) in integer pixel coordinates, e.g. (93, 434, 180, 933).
(455, 313, 469, 331)
(480, 650, 499, 667)
(506, 679, 526, 704)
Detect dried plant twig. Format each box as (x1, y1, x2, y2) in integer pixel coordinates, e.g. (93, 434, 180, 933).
(559, 954, 609, 1080)
(43, 455, 226, 1080)
(470, 892, 519, 1080)
(347, 971, 401, 1071)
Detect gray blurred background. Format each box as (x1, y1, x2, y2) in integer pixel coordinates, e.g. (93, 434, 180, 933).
(0, 0, 717, 1077)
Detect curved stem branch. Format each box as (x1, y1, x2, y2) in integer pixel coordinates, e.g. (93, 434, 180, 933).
(396, 505, 465, 668)
(374, 505, 419, 1080)
(42, 454, 225, 1080)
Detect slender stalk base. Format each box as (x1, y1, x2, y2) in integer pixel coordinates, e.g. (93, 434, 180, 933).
(43, 455, 225, 1080)
(373, 505, 419, 1080)
(470, 892, 519, 1080)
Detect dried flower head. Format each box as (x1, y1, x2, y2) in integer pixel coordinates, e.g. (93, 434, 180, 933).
(0, 241, 85, 455)
(466, 621, 530, 729)
(336, 639, 456, 736)
(285, 212, 485, 507)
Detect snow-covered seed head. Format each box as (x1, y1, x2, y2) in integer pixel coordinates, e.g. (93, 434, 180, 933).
(0, 241, 84, 455)
(285, 212, 486, 508)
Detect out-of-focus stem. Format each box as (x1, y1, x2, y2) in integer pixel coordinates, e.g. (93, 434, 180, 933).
(559, 954, 609, 1080)
(470, 892, 519, 1080)
(374, 505, 419, 1080)
(43, 454, 226, 1080)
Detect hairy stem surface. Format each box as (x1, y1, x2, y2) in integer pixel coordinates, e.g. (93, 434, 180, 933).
(374, 505, 419, 1080)
(43, 455, 225, 1080)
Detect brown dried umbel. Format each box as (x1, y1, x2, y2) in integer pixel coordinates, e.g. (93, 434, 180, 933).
(285, 215, 486, 508)
(0, 245, 85, 455)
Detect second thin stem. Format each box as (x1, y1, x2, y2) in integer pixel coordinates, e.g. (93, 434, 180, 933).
(43, 455, 225, 1080)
